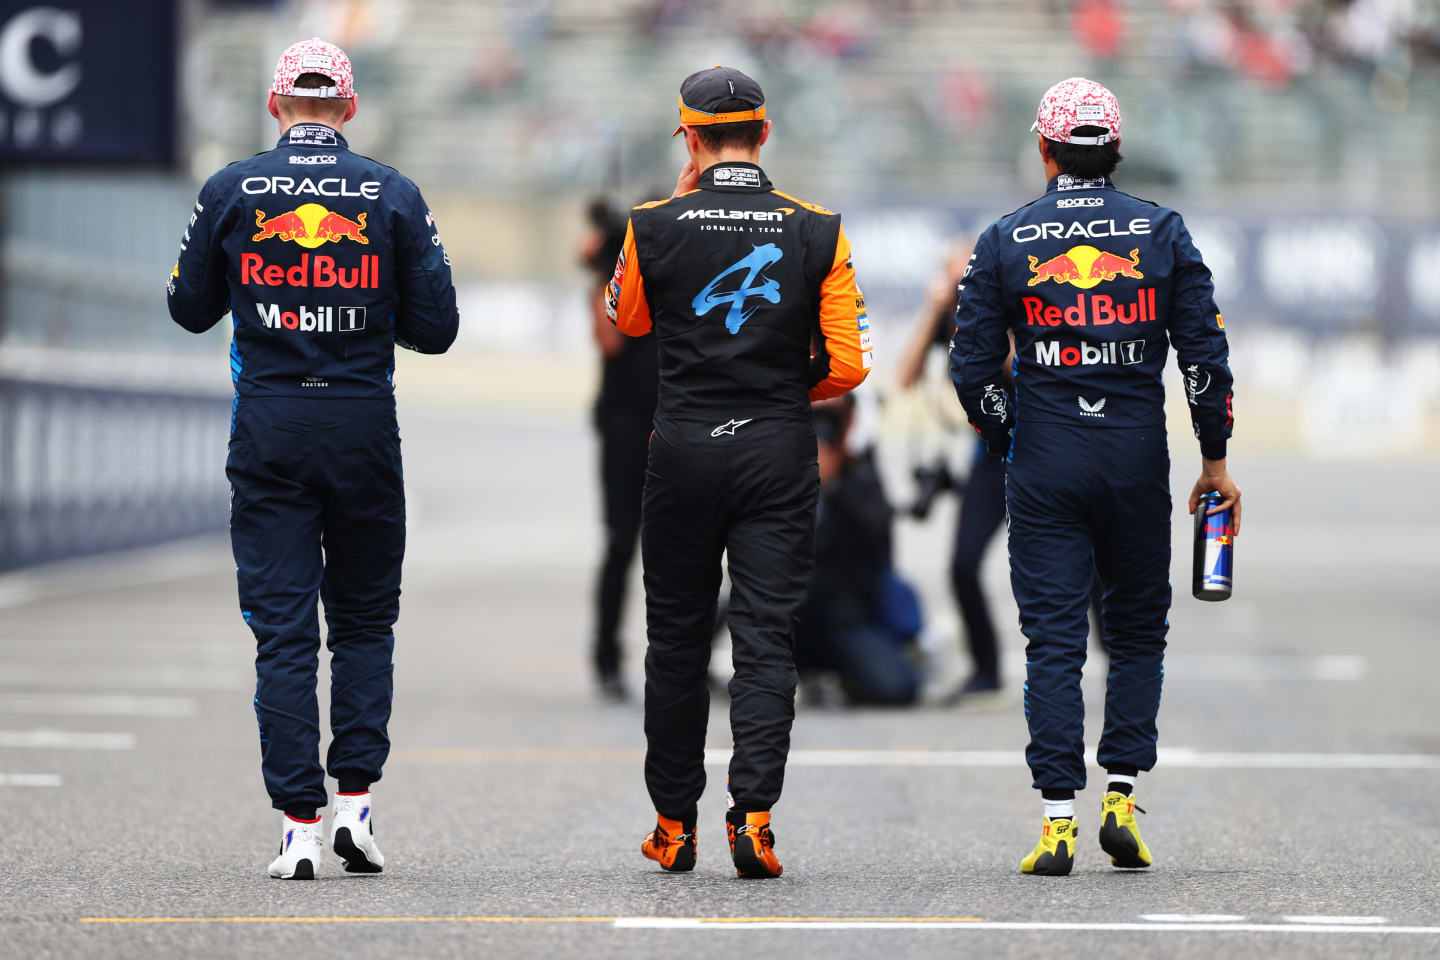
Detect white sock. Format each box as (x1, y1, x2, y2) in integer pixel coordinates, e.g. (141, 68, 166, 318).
(1043, 798, 1075, 820)
(1107, 773, 1137, 794)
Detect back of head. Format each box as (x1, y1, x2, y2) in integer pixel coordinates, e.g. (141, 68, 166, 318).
(692, 99, 765, 153)
(275, 73, 351, 126)
(1044, 127, 1124, 180)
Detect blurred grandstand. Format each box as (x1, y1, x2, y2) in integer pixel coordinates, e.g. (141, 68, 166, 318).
(2, 0, 1438, 569)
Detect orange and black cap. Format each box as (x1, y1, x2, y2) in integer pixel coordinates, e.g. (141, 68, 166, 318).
(672, 65, 766, 137)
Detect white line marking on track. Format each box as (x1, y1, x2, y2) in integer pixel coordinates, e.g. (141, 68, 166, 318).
(0, 773, 63, 787)
(1142, 914, 1246, 922)
(0, 730, 135, 750)
(393, 747, 1440, 772)
(1284, 916, 1387, 925)
(0, 694, 196, 718)
(0, 664, 241, 690)
(612, 918, 1440, 935)
(697, 749, 1440, 771)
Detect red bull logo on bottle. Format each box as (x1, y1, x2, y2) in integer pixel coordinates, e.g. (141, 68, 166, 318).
(252, 203, 369, 247)
(1192, 492, 1235, 601)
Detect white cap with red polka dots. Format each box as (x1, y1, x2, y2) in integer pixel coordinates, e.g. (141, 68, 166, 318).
(271, 37, 354, 99)
(1030, 77, 1121, 146)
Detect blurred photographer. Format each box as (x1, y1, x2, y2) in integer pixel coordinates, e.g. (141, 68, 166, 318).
(581, 198, 659, 701)
(795, 397, 922, 705)
(896, 242, 1010, 698)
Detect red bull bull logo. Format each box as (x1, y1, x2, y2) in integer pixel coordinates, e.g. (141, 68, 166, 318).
(252, 203, 369, 247)
(1027, 245, 1142, 288)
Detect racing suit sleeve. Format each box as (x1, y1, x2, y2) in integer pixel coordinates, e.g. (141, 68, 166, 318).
(167, 175, 231, 334)
(607, 219, 652, 336)
(948, 225, 1014, 455)
(392, 180, 459, 354)
(808, 224, 871, 401)
(1167, 217, 1234, 460)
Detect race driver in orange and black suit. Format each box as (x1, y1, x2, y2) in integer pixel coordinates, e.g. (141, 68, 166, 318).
(609, 66, 871, 879)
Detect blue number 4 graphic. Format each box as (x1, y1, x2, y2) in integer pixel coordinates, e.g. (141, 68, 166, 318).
(692, 243, 783, 334)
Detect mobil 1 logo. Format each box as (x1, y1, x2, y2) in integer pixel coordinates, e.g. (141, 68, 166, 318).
(256, 303, 366, 333)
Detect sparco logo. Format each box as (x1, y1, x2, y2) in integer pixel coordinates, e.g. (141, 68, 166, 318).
(256, 303, 366, 333)
(677, 208, 793, 222)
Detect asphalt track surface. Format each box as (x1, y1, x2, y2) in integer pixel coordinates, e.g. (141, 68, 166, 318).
(1, 402, 1438, 960)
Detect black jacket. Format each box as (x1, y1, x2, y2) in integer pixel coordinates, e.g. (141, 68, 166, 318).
(608, 162, 871, 420)
(950, 174, 1233, 459)
(167, 123, 459, 398)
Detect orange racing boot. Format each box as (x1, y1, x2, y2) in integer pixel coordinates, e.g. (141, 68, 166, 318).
(727, 811, 783, 878)
(641, 815, 697, 872)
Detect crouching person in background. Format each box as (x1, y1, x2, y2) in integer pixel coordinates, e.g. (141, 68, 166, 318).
(796, 397, 924, 706)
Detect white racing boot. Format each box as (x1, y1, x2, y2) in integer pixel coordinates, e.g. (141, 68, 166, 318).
(267, 814, 323, 879)
(330, 792, 384, 874)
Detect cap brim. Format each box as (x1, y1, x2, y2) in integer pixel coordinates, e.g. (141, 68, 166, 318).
(1029, 120, 1040, 133)
(672, 123, 684, 137)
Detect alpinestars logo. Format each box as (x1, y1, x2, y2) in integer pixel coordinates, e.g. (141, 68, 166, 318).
(693, 243, 783, 334)
(711, 418, 753, 437)
(1078, 396, 1107, 418)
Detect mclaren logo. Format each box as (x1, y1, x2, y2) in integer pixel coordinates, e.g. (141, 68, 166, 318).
(677, 208, 795, 222)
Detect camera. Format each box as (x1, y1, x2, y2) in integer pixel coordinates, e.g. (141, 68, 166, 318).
(909, 457, 958, 519)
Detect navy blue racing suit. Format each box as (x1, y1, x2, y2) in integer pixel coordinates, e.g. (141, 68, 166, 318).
(949, 173, 1233, 791)
(167, 122, 458, 813)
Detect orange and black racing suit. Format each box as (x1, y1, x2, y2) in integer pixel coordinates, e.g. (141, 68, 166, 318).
(609, 161, 870, 819)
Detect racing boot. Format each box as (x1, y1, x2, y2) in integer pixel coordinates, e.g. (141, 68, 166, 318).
(267, 813, 323, 879)
(641, 815, 697, 872)
(1020, 816, 1076, 876)
(330, 791, 384, 874)
(1098, 791, 1152, 869)
(727, 811, 782, 878)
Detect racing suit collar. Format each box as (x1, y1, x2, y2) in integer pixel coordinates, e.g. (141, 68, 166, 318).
(698, 161, 772, 193)
(279, 123, 348, 150)
(1047, 173, 1114, 193)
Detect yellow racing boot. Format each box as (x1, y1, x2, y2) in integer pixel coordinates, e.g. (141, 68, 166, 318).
(1098, 791, 1151, 869)
(1020, 816, 1076, 876)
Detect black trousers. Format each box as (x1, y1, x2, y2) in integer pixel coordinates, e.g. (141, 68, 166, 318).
(593, 407, 651, 678)
(228, 397, 403, 812)
(641, 415, 818, 820)
(1007, 422, 1171, 790)
(950, 445, 1006, 685)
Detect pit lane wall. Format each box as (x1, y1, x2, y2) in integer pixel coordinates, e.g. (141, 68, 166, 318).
(0, 362, 229, 572)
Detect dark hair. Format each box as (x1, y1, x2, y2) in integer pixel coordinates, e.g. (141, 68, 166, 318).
(691, 98, 765, 152)
(277, 72, 350, 123)
(1043, 125, 1123, 180)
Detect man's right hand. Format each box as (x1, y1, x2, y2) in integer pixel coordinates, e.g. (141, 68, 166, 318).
(1188, 457, 1241, 534)
(673, 160, 700, 197)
